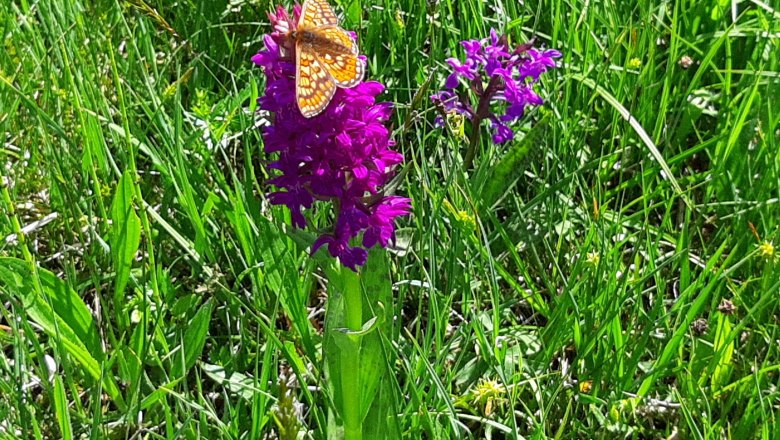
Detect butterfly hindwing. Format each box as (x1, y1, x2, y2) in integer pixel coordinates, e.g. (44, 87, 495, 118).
(313, 27, 364, 87)
(296, 42, 336, 117)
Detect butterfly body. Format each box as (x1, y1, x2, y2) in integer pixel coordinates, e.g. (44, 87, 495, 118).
(293, 0, 364, 118)
(294, 29, 350, 54)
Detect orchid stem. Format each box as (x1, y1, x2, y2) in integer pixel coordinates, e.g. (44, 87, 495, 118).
(341, 268, 363, 440)
(464, 74, 501, 169)
(464, 115, 482, 169)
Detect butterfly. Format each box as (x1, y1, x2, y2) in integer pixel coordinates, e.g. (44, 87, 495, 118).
(291, 0, 365, 118)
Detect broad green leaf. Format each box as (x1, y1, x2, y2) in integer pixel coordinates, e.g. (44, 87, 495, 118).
(344, 0, 361, 25)
(323, 250, 400, 438)
(111, 170, 141, 318)
(0, 258, 124, 408)
(322, 263, 353, 433)
(334, 316, 380, 343)
(171, 294, 202, 318)
(171, 299, 213, 378)
(201, 363, 272, 402)
(358, 249, 400, 437)
(480, 116, 549, 207)
(0, 258, 101, 356)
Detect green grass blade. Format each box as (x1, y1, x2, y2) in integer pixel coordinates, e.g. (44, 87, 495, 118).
(52, 375, 73, 440)
(572, 73, 691, 208)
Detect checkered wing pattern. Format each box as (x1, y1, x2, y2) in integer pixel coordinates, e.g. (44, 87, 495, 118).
(296, 45, 336, 117)
(313, 26, 364, 87)
(300, 0, 338, 27)
(295, 0, 363, 118)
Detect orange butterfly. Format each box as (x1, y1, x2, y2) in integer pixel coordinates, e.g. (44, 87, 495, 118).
(291, 0, 365, 117)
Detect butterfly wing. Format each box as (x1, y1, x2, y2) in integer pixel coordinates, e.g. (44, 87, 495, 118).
(299, 0, 339, 27)
(296, 40, 336, 117)
(313, 26, 365, 87)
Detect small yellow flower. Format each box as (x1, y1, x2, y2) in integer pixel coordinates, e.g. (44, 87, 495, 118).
(470, 378, 506, 416)
(446, 112, 467, 140)
(586, 251, 600, 266)
(454, 210, 475, 226)
(443, 199, 476, 231)
(395, 9, 405, 28)
(758, 240, 775, 260)
(628, 57, 642, 69)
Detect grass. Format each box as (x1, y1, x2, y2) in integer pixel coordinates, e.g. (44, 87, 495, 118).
(1, 0, 779, 438)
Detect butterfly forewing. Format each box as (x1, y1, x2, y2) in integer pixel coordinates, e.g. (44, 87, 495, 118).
(295, 0, 363, 117)
(300, 0, 338, 27)
(296, 43, 336, 117)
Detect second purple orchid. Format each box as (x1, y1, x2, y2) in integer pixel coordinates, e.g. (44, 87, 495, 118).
(431, 29, 561, 144)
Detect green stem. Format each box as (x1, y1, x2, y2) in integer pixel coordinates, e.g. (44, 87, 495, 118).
(341, 269, 363, 440)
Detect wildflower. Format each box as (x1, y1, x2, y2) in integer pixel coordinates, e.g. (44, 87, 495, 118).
(586, 251, 600, 266)
(442, 199, 475, 231)
(469, 378, 506, 416)
(394, 9, 405, 29)
(628, 57, 642, 69)
(431, 29, 560, 144)
(691, 318, 709, 336)
(253, 6, 411, 270)
(758, 240, 775, 260)
(717, 299, 736, 315)
(678, 55, 693, 69)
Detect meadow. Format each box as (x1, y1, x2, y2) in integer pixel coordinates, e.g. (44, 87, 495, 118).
(1, 0, 779, 438)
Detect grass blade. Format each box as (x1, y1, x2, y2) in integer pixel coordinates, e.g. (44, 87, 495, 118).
(53, 375, 73, 440)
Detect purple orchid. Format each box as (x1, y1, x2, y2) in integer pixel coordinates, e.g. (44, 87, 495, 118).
(253, 6, 411, 270)
(431, 29, 561, 147)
